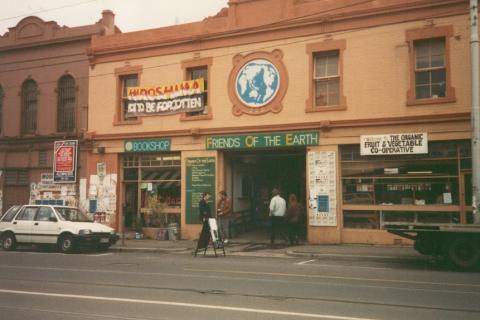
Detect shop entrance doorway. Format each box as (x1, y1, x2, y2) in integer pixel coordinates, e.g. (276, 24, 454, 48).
(224, 149, 306, 242)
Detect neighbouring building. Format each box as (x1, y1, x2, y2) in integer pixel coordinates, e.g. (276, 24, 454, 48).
(86, 0, 474, 244)
(0, 11, 119, 214)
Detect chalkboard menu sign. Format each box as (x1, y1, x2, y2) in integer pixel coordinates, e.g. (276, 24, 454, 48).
(186, 157, 216, 224)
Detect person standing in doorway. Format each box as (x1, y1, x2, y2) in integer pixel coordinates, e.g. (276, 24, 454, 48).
(217, 190, 232, 244)
(269, 188, 286, 245)
(286, 194, 303, 245)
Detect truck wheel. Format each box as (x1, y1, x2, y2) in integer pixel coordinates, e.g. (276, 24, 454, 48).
(446, 236, 480, 270)
(2, 233, 16, 251)
(58, 234, 75, 253)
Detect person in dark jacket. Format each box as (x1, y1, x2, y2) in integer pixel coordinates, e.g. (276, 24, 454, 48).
(199, 192, 212, 227)
(285, 193, 304, 245)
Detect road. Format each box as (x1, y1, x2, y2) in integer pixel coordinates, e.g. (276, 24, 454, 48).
(0, 248, 479, 320)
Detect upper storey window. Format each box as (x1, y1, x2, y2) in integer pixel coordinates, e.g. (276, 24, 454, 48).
(21, 79, 38, 134)
(181, 57, 212, 121)
(414, 38, 446, 100)
(57, 75, 76, 132)
(306, 39, 346, 112)
(406, 26, 455, 106)
(0, 85, 3, 133)
(121, 75, 138, 120)
(314, 50, 340, 106)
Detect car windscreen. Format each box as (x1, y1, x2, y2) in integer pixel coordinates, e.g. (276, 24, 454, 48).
(0, 206, 21, 222)
(54, 208, 92, 222)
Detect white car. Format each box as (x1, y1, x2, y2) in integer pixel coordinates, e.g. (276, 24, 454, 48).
(0, 205, 119, 253)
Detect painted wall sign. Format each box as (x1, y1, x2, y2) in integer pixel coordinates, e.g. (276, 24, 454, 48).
(53, 140, 78, 183)
(124, 139, 171, 153)
(360, 133, 428, 155)
(206, 131, 319, 150)
(235, 59, 280, 108)
(186, 157, 216, 224)
(308, 151, 337, 227)
(125, 79, 205, 117)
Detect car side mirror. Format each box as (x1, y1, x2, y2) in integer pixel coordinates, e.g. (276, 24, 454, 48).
(49, 217, 58, 222)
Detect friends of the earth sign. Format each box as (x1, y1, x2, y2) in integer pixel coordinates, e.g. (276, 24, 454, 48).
(206, 131, 319, 150)
(125, 79, 205, 117)
(360, 133, 428, 155)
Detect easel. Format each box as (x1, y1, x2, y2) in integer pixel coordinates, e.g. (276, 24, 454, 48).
(194, 218, 226, 257)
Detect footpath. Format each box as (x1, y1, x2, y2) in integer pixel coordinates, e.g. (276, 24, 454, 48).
(111, 238, 424, 263)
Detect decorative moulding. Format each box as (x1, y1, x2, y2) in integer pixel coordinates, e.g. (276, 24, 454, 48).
(228, 49, 288, 116)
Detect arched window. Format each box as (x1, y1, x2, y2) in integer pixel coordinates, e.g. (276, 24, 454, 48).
(57, 75, 76, 132)
(21, 79, 38, 134)
(0, 85, 4, 133)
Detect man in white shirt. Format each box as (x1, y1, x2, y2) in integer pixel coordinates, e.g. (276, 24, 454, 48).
(269, 188, 286, 245)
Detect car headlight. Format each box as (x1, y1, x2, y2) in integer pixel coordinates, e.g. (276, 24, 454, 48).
(79, 229, 92, 235)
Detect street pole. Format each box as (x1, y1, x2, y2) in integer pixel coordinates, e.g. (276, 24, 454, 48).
(470, 0, 480, 224)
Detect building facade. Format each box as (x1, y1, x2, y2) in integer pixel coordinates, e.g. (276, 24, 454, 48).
(0, 11, 118, 214)
(87, 0, 473, 244)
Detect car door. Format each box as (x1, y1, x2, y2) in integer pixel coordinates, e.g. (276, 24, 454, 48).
(12, 206, 38, 243)
(31, 207, 60, 244)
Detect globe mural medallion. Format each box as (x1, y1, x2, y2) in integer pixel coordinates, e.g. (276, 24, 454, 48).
(235, 59, 280, 108)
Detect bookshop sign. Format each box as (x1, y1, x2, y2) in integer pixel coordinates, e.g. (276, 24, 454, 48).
(360, 133, 428, 156)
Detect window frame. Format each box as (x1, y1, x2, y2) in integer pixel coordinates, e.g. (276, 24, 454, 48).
(20, 79, 38, 135)
(406, 26, 455, 106)
(306, 39, 347, 112)
(113, 65, 143, 126)
(180, 57, 213, 121)
(56, 74, 77, 133)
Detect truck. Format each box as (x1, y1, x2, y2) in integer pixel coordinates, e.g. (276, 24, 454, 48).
(385, 222, 480, 269)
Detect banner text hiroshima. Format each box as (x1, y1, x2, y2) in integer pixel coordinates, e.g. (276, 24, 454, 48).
(126, 79, 205, 117)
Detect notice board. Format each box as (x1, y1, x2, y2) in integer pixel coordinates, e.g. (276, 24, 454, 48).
(186, 157, 216, 224)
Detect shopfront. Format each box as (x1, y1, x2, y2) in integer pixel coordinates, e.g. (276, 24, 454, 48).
(340, 135, 472, 241)
(122, 139, 181, 239)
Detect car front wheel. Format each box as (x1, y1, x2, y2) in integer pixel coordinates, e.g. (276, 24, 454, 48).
(58, 234, 75, 253)
(2, 233, 17, 251)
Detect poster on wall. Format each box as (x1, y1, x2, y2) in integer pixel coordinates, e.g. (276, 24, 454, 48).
(307, 151, 337, 226)
(53, 140, 78, 183)
(360, 133, 428, 155)
(186, 157, 216, 224)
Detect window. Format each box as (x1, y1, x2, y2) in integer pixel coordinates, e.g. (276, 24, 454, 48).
(414, 38, 446, 100)
(5, 170, 29, 186)
(306, 40, 346, 112)
(36, 207, 56, 221)
(185, 67, 208, 117)
(113, 65, 142, 126)
(17, 207, 38, 221)
(181, 57, 212, 121)
(0, 85, 3, 133)
(340, 141, 471, 229)
(406, 26, 455, 105)
(39, 150, 48, 166)
(57, 75, 76, 132)
(21, 79, 38, 134)
(121, 75, 138, 120)
(314, 51, 340, 106)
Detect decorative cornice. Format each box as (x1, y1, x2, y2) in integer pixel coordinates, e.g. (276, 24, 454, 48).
(90, 112, 471, 141)
(89, 0, 468, 64)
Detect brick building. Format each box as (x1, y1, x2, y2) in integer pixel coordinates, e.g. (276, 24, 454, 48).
(0, 11, 118, 213)
(86, 0, 474, 244)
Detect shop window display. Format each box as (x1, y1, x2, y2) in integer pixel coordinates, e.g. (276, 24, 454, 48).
(123, 154, 181, 232)
(341, 141, 471, 229)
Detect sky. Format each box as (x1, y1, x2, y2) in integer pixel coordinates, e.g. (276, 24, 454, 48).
(0, 0, 229, 35)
